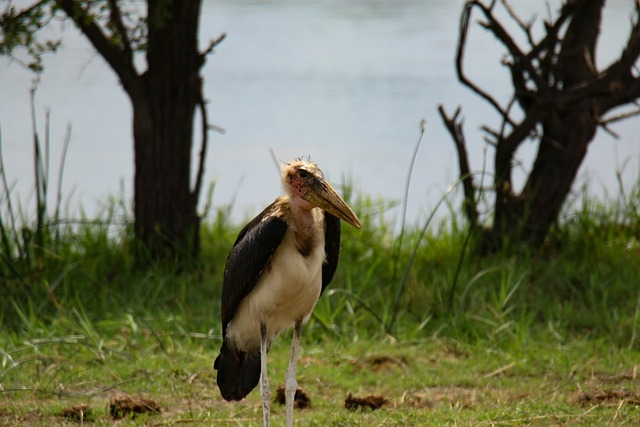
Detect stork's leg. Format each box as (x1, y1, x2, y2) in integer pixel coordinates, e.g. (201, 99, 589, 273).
(285, 319, 302, 427)
(260, 322, 270, 427)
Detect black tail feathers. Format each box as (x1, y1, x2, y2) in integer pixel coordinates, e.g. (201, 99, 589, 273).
(214, 341, 261, 401)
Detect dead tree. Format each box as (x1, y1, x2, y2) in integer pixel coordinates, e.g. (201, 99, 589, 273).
(439, 0, 640, 252)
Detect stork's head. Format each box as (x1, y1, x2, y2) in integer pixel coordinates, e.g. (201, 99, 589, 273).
(282, 159, 361, 229)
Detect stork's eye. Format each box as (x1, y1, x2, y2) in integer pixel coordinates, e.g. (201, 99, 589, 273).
(298, 169, 309, 178)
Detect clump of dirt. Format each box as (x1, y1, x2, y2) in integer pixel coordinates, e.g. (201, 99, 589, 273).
(573, 389, 640, 406)
(58, 404, 93, 422)
(109, 393, 161, 419)
(274, 386, 311, 409)
(344, 393, 388, 411)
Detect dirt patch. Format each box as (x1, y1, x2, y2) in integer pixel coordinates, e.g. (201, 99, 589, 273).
(402, 392, 435, 409)
(109, 393, 161, 419)
(354, 354, 408, 372)
(274, 386, 311, 409)
(401, 385, 498, 410)
(58, 404, 94, 422)
(299, 356, 323, 367)
(587, 366, 639, 384)
(0, 409, 43, 426)
(344, 393, 389, 411)
(572, 389, 640, 407)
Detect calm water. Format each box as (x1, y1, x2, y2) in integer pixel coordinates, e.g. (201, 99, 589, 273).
(1, 0, 638, 226)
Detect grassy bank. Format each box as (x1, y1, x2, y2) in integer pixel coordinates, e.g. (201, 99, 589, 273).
(1, 185, 640, 425)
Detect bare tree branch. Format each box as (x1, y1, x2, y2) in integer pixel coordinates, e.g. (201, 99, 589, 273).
(500, 0, 534, 47)
(106, 0, 133, 62)
(600, 107, 640, 127)
(494, 103, 545, 187)
(456, 2, 514, 127)
(56, 0, 138, 89)
(437, 104, 479, 228)
(471, 1, 547, 93)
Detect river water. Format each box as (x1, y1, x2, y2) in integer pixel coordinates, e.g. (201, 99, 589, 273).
(1, 0, 638, 227)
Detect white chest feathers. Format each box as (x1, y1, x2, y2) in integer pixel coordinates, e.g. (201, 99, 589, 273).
(225, 209, 326, 352)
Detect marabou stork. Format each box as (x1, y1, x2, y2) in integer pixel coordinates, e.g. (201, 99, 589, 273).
(214, 158, 361, 427)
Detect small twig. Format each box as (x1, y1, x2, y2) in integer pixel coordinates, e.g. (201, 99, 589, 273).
(483, 361, 516, 378)
(208, 123, 226, 134)
(599, 123, 620, 139)
(500, 0, 535, 46)
(481, 125, 500, 142)
(201, 32, 227, 58)
(600, 108, 640, 126)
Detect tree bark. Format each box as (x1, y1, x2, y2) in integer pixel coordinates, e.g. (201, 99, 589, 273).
(496, 0, 604, 245)
(129, 1, 203, 260)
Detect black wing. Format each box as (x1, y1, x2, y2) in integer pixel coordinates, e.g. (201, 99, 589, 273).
(220, 202, 288, 336)
(321, 212, 341, 295)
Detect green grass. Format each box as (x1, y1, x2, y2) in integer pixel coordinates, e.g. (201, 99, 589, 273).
(1, 329, 638, 425)
(2, 85, 639, 424)
(1, 179, 640, 425)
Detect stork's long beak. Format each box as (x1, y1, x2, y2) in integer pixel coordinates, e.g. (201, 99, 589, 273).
(303, 177, 362, 229)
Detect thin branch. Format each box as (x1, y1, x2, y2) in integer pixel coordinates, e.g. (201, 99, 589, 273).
(494, 103, 545, 187)
(528, 0, 586, 61)
(472, 1, 546, 92)
(600, 108, 640, 126)
(199, 32, 226, 66)
(500, 0, 535, 47)
(599, 123, 620, 139)
(598, 2, 640, 91)
(438, 104, 479, 227)
(6, 0, 49, 19)
(480, 125, 500, 145)
(192, 91, 209, 205)
(208, 123, 226, 134)
(456, 2, 514, 127)
(56, 0, 138, 88)
(106, 0, 133, 62)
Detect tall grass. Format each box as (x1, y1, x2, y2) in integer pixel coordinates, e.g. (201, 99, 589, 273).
(1, 102, 639, 355)
(311, 175, 640, 349)
(3, 180, 640, 349)
(0, 83, 72, 279)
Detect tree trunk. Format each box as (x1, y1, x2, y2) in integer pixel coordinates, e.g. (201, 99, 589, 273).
(129, 1, 203, 261)
(28, 0, 213, 264)
(494, 0, 603, 246)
